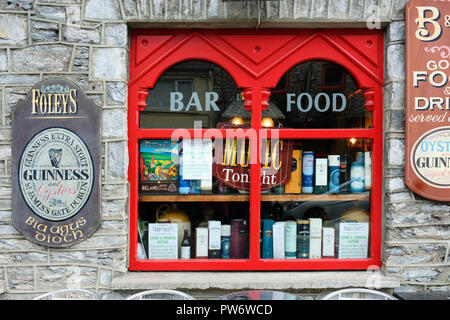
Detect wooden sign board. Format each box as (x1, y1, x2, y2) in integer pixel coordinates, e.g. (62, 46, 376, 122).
(405, 0, 450, 201)
(12, 78, 102, 247)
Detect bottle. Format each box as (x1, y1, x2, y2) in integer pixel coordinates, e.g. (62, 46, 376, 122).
(296, 220, 309, 259)
(302, 151, 314, 193)
(181, 229, 191, 259)
(221, 224, 231, 259)
(339, 155, 350, 193)
(328, 155, 340, 193)
(208, 220, 221, 259)
(285, 220, 297, 259)
(314, 158, 328, 194)
(261, 219, 275, 259)
(350, 161, 365, 193)
(230, 219, 246, 258)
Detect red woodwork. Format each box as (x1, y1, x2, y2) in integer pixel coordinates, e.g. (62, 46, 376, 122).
(243, 88, 252, 111)
(129, 29, 384, 88)
(137, 88, 148, 112)
(242, 87, 271, 111)
(363, 88, 375, 112)
(260, 88, 271, 111)
(128, 29, 384, 271)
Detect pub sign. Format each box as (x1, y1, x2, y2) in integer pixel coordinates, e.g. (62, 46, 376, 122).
(405, 0, 450, 201)
(12, 78, 102, 247)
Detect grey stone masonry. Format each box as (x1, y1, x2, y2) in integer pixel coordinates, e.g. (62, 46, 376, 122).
(0, 0, 447, 299)
(383, 18, 450, 294)
(0, 0, 129, 300)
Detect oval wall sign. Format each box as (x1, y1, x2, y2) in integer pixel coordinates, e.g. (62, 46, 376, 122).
(19, 127, 94, 221)
(411, 127, 450, 188)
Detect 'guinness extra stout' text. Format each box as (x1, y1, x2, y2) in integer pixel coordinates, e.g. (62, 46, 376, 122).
(19, 128, 94, 221)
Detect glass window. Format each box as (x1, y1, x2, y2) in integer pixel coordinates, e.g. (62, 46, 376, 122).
(138, 201, 249, 260)
(129, 29, 383, 271)
(146, 79, 193, 111)
(137, 138, 251, 260)
(140, 60, 241, 129)
(260, 138, 371, 260)
(269, 60, 371, 129)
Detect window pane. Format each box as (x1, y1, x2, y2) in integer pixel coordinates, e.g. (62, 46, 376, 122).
(145, 80, 175, 110)
(137, 138, 251, 260)
(269, 60, 371, 129)
(140, 60, 241, 129)
(260, 138, 372, 260)
(138, 201, 249, 260)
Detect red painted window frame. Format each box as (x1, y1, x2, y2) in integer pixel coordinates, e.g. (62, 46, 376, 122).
(128, 29, 384, 271)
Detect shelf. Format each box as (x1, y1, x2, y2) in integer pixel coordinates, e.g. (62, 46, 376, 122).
(139, 194, 249, 202)
(139, 192, 370, 202)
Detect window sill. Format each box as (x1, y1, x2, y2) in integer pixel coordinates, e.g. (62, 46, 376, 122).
(111, 271, 400, 291)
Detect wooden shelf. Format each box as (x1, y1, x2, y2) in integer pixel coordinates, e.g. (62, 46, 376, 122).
(139, 192, 370, 202)
(139, 194, 249, 202)
(261, 193, 369, 202)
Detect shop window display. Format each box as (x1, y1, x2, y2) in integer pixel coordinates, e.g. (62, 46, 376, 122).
(128, 29, 383, 270)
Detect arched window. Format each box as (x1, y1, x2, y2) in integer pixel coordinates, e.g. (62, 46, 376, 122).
(141, 60, 241, 129)
(270, 60, 370, 129)
(129, 29, 383, 271)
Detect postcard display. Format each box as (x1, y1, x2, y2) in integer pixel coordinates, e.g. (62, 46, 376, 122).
(139, 140, 179, 193)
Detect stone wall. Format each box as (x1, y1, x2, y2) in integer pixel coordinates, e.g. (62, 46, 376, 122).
(0, 0, 129, 300)
(383, 20, 450, 293)
(0, 0, 448, 299)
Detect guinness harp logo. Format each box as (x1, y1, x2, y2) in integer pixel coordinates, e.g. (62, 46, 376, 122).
(49, 148, 62, 168)
(19, 128, 94, 221)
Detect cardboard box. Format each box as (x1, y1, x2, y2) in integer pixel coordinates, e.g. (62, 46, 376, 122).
(273, 222, 285, 259)
(208, 220, 221, 258)
(195, 227, 208, 258)
(309, 218, 322, 259)
(322, 227, 335, 258)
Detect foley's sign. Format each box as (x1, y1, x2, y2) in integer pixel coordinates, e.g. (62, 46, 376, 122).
(405, 1, 450, 201)
(12, 79, 101, 247)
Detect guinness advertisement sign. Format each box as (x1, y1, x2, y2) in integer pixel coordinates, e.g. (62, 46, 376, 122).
(12, 79, 101, 247)
(405, 0, 450, 201)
